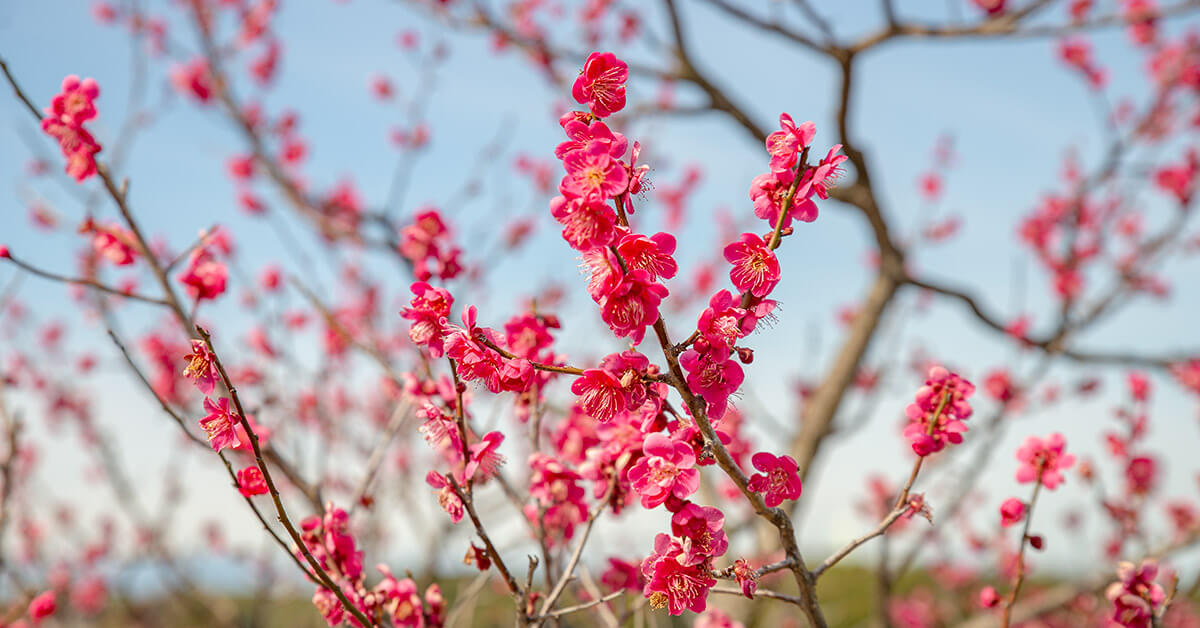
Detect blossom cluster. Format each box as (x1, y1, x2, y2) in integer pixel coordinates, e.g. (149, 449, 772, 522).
(302, 503, 446, 627)
(398, 209, 463, 282)
(902, 366, 976, 456)
(538, 53, 826, 616)
(40, 75, 102, 181)
(1106, 560, 1166, 628)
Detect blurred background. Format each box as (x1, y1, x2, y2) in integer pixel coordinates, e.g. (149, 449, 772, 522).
(2, 0, 1200, 626)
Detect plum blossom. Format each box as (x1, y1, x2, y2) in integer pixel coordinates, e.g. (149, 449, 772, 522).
(1106, 560, 1165, 628)
(670, 503, 728, 566)
(598, 269, 668, 344)
(182, 339, 220, 396)
(903, 366, 975, 456)
(425, 472, 463, 523)
(572, 51, 628, 118)
(199, 397, 239, 452)
(1015, 433, 1076, 490)
(641, 534, 716, 615)
(40, 75, 102, 181)
(29, 590, 56, 625)
(571, 368, 627, 422)
(560, 142, 629, 199)
(747, 452, 803, 507)
(724, 233, 781, 298)
(400, 282, 454, 357)
(999, 498, 1025, 528)
(549, 193, 619, 251)
(464, 431, 506, 482)
(616, 232, 678, 281)
(178, 248, 228, 301)
(765, 113, 815, 173)
(679, 345, 744, 420)
(628, 433, 700, 508)
(237, 466, 269, 497)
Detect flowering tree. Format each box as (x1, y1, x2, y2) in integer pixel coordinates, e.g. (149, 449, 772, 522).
(3, 1, 1200, 627)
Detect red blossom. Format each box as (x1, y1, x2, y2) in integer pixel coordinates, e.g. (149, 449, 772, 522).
(747, 451, 803, 508)
(572, 51, 628, 118)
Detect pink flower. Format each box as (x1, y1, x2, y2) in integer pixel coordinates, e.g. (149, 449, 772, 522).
(549, 193, 619, 251)
(765, 113, 815, 173)
(200, 397, 240, 452)
(465, 431, 506, 482)
(679, 345, 744, 420)
(670, 503, 729, 566)
(40, 77, 103, 182)
(973, 0, 1007, 15)
(1058, 37, 1107, 88)
(444, 306, 508, 392)
(582, 247, 625, 301)
(89, 224, 138, 266)
(1125, 456, 1158, 495)
(555, 117, 628, 160)
(526, 454, 589, 546)
(373, 566, 425, 626)
(696, 609, 745, 628)
(182, 339, 220, 396)
(572, 51, 628, 118)
(400, 281, 454, 357)
(178, 249, 228, 301)
(312, 587, 344, 626)
(999, 498, 1025, 527)
(803, 144, 847, 201)
(498, 357, 534, 393)
(628, 433, 700, 508)
(398, 208, 463, 282)
(227, 154, 255, 180)
(571, 368, 627, 422)
(978, 586, 1000, 608)
(724, 233, 781, 298)
(237, 466, 269, 497)
(747, 452, 803, 507)
(1128, 371, 1151, 402)
(984, 369, 1015, 403)
(1171, 359, 1200, 394)
(697, 289, 753, 349)
(1106, 560, 1165, 628)
(49, 75, 100, 125)
(733, 558, 758, 599)
(171, 58, 215, 102)
(626, 141, 650, 199)
(425, 472, 463, 523)
(28, 590, 56, 625)
(598, 269, 668, 344)
(617, 232, 678, 281)
(1015, 433, 1075, 490)
(904, 366, 975, 456)
(642, 535, 715, 615)
(601, 557, 643, 592)
(560, 142, 629, 199)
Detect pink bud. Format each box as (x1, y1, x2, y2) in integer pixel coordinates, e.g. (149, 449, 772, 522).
(979, 586, 1000, 608)
(1028, 534, 1044, 550)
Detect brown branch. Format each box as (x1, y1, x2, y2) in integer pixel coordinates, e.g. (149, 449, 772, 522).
(1001, 478, 1044, 627)
(4, 252, 170, 307)
(196, 326, 378, 628)
(535, 477, 616, 622)
(697, 0, 827, 54)
(535, 590, 625, 620)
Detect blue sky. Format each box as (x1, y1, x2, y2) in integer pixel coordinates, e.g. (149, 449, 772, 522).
(2, 0, 1200, 586)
